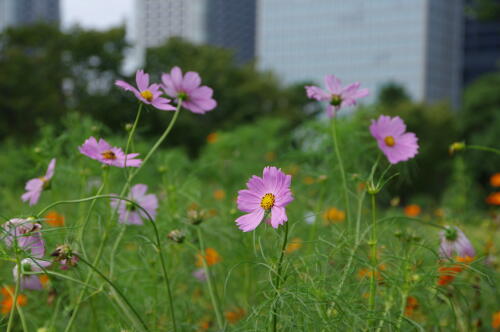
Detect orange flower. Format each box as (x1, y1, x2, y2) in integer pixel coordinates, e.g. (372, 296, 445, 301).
(404, 204, 421, 217)
(490, 173, 500, 187)
(196, 248, 221, 267)
(493, 311, 500, 329)
(284, 165, 300, 176)
(487, 193, 500, 206)
(39, 274, 50, 288)
(303, 176, 315, 185)
(437, 265, 463, 286)
(0, 286, 27, 315)
(45, 211, 65, 227)
(357, 265, 385, 281)
(434, 208, 445, 218)
(206, 132, 218, 144)
(225, 307, 245, 324)
(265, 151, 276, 162)
(285, 238, 303, 254)
(198, 318, 213, 331)
(455, 256, 474, 264)
(404, 296, 419, 316)
(323, 207, 345, 224)
(213, 189, 226, 201)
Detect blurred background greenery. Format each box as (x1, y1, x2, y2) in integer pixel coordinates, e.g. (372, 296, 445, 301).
(0, 22, 498, 212)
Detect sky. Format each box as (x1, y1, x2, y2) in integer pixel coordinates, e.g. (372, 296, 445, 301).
(61, 0, 134, 31)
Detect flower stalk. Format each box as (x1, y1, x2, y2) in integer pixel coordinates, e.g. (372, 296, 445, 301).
(368, 192, 378, 328)
(330, 117, 351, 233)
(271, 221, 289, 332)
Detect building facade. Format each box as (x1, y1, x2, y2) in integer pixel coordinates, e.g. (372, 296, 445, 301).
(463, 1, 500, 86)
(257, 0, 463, 108)
(134, 0, 256, 64)
(206, 0, 256, 63)
(0, 0, 59, 31)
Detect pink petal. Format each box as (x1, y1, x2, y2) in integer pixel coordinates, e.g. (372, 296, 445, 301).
(235, 209, 265, 232)
(182, 71, 201, 92)
(45, 158, 56, 180)
(170, 66, 183, 91)
(325, 75, 342, 94)
(136, 70, 149, 91)
(305, 86, 329, 101)
(270, 206, 287, 228)
(115, 80, 139, 94)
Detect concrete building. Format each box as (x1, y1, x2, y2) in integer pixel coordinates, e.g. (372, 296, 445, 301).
(257, 0, 463, 108)
(134, 0, 256, 64)
(0, 0, 60, 31)
(463, 2, 500, 86)
(206, 0, 256, 63)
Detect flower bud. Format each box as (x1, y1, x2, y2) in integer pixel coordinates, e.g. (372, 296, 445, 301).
(449, 142, 465, 155)
(167, 229, 185, 243)
(51, 244, 79, 269)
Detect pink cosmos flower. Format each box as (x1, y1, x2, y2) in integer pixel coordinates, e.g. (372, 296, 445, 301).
(369, 115, 419, 164)
(115, 69, 176, 111)
(440, 226, 475, 259)
(235, 166, 294, 232)
(110, 184, 158, 225)
(305, 75, 369, 117)
(13, 258, 51, 290)
(2, 219, 45, 258)
(21, 158, 56, 206)
(192, 268, 207, 282)
(161, 66, 217, 114)
(79, 137, 142, 168)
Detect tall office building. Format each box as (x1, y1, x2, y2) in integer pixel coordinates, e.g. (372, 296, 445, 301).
(0, 0, 59, 31)
(134, 0, 256, 64)
(463, 1, 500, 86)
(257, 0, 463, 108)
(206, 0, 256, 63)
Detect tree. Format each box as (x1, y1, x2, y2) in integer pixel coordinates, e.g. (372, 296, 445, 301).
(0, 24, 130, 142)
(143, 37, 314, 155)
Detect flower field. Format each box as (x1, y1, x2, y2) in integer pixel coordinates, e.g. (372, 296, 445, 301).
(0, 64, 499, 332)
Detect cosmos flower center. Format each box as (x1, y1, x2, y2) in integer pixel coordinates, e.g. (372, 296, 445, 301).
(331, 94, 342, 106)
(384, 136, 395, 147)
(101, 150, 117, 160)
(177, 91, 188, 101)
(140, 90, 154, 102)
(125, 201, 137, 211)
(444, 227, 458, 241)
(260, 193, 275, 210)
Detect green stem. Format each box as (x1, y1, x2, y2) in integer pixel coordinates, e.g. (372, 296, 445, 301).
(130, 101, 182, 180)
(77, 256, 149, 332)
(6, 253, 22, 332)
(335, 190, 366, 297)
(368, 193, 378, 328)
(330, 117, 351, 232)
(196, 228, 224, 329)
(77, 170, 106, 260)
(42, 194, 177, 332)
(466, 144, 500, 156)
(271, 222, 289, 332)
(124, 103, 143, 178)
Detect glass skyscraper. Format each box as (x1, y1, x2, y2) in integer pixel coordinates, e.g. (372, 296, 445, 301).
(257, 0, 463, 108)
(0, 0, 59, 31)
(135, 0, 256, 65)
(463, 1, 500, 86)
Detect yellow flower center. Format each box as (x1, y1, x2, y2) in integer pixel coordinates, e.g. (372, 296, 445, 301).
(101, 150, 117, 160)
(384, 136, 395, 147)
(140, 90, 153, 102)
(260, 193, 275, 210)
(331, 94, 342, 106)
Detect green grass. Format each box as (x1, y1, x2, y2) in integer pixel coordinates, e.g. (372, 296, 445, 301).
(0, 110, 498, 332)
